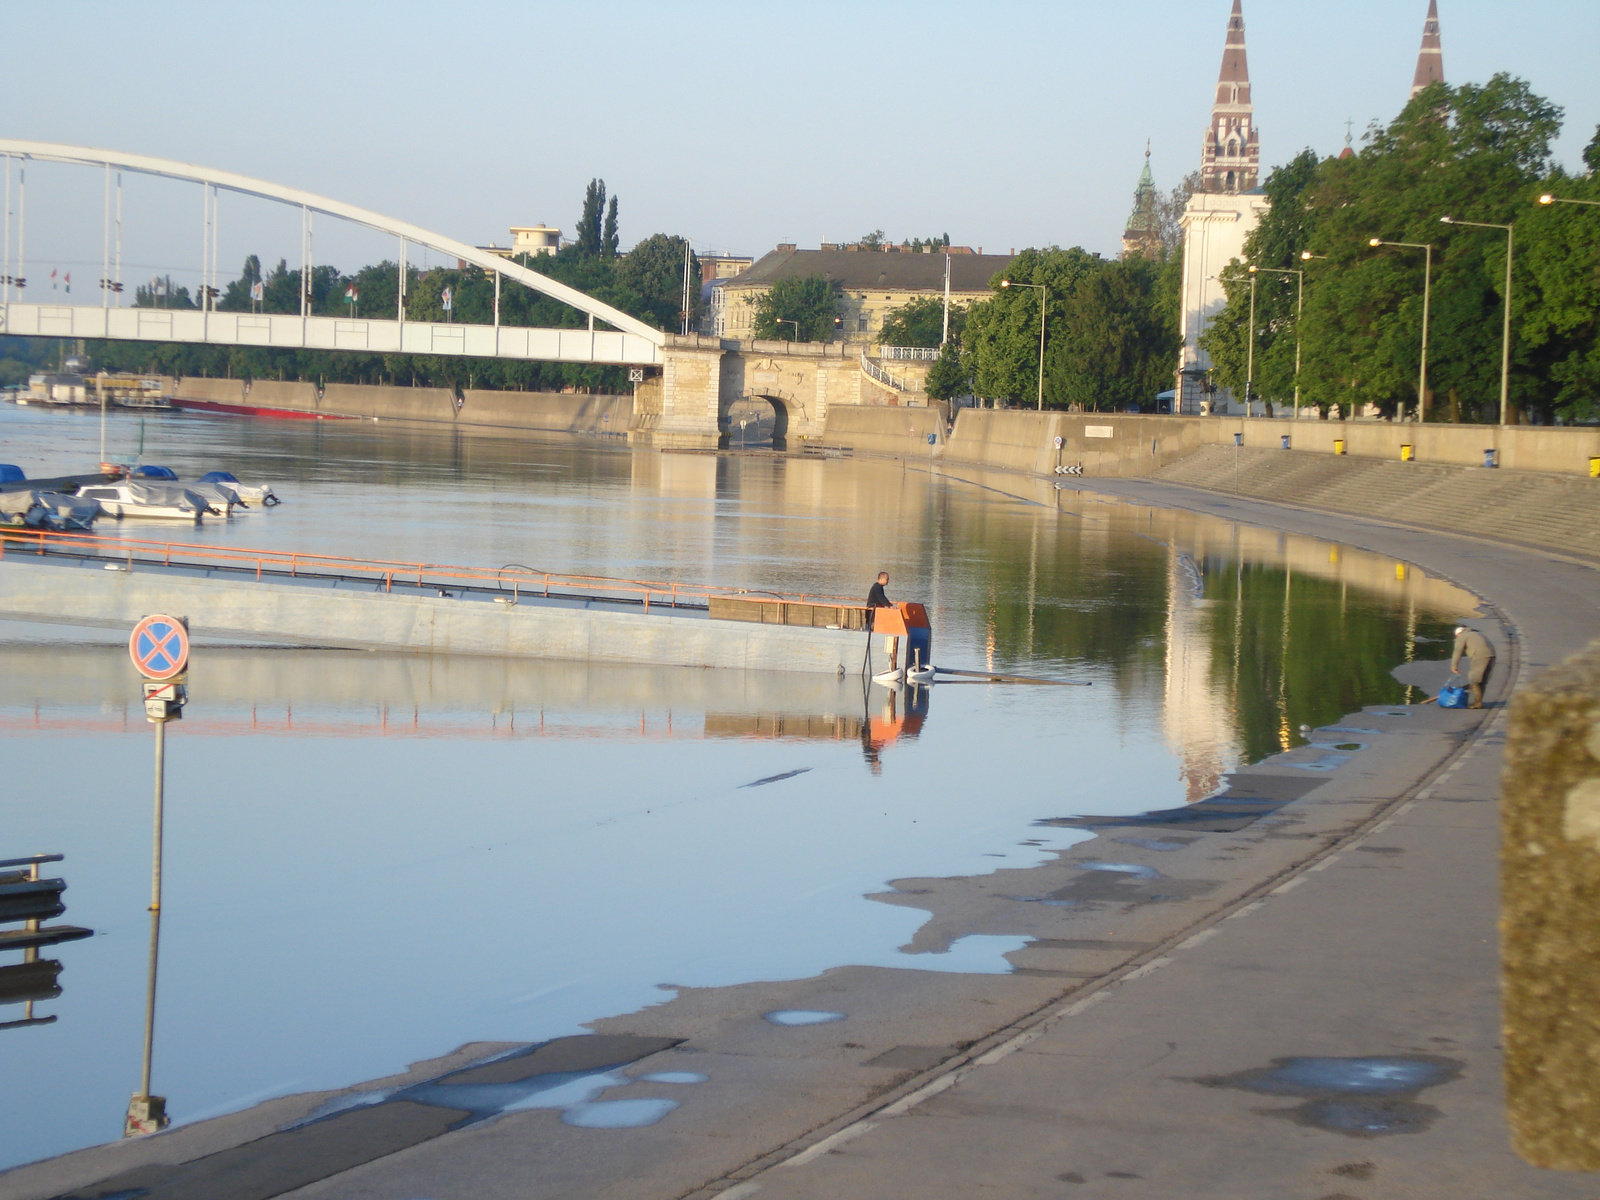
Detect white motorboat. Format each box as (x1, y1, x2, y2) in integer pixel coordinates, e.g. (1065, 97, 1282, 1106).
(198, 471, 280, 506)
(75, 481, 210, 522)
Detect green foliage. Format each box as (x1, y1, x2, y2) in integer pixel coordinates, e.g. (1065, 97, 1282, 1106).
(878, 296, 962, 348)
(959, 247, 1176, 409)
(615, 234, 698, 332)
(134, 275, 194, 309)
(1201, 74, 1596, 423)
(753, 275, 836, 342)
(924, 341, 969, 402)
(577, 179, 606, 257)
(603, 196, 620, 259)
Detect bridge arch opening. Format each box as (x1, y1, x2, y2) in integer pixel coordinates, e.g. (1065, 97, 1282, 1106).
(722, 394, 791, 451)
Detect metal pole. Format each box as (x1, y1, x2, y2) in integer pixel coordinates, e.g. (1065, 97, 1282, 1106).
(3, 154, 10, 304)
(941, 251, 951, 345)
(1500, 225, 1513, 427)
(493, 271, 500, 328)
(140, 717, 166, 1100)
(199, 184, 208, 316)
(1036, 289, 1046, 412)
(398, 237, 406, 326)
(1246, 271, 1257, 417)
(17, 164, 24, 305)
(1292, 271, 1303, 417)
(102, 164, 110, 309)
(115, 173, 123, 305)
(1420, 246, 1431, 422)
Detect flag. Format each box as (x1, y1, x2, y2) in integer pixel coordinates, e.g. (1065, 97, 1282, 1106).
(345, 284, 358, 302)
(250, 281, 263, 302)
(64, 272, 70, 294)
(441, 286, 453, 311)
(50, 268, 57, 289)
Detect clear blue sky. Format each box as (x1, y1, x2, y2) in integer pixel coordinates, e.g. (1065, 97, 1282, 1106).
(5, 0, 1596, 286)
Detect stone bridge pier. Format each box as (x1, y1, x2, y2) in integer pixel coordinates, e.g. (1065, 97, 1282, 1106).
(631, 334, 931, 449)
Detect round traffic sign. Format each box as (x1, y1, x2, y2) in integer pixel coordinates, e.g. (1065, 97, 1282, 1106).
(130, 614, 189, 681)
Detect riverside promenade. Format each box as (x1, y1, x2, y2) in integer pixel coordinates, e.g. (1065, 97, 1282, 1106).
(8, 469, 1600, 1200)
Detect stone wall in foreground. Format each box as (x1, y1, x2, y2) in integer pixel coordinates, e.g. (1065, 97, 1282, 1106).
(1502, 637, 1600, 1170)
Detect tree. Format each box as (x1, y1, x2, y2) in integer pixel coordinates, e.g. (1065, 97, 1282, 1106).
(1055, 257, 1180, 411)
(616, 234, 698, 331)
(925, 341, 969, 402)
(603, 196, 620, 259)
(219, 255, 263, 311)
(753, 276, 836, 341)
(961, 247, 1104, 405)
(577, 179, 606, 257)
(878, 296, 962, 348)
(1156, 172, 1203, 257)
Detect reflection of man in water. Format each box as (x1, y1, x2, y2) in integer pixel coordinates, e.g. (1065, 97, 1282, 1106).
(866, 571, 898, 670)
(1450, 625, 1495, 710)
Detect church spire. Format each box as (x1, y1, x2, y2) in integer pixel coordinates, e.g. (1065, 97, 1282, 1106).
(1122, 143, 1160, 260)
(1200, 0, 1260, 194)
(1410, 1, 1445, 99)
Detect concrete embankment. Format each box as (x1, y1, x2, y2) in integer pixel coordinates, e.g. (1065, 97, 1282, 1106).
(0, 555, 862, 674)
(818, 406, 1600, 560)
(172, 377, 631, 436)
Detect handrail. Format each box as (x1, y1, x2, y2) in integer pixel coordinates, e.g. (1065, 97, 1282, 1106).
(859, 350, 924, 394)
(0, 530, 869, 613)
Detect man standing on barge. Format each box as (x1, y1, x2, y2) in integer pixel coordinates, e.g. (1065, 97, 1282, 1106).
(867, 571, 898, 671)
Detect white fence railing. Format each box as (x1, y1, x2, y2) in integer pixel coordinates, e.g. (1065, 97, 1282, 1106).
(860, 351, 924, 394)
(879, 345, 940, 361)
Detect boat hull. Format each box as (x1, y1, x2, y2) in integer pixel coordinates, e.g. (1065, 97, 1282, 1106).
(172, 398, 351, 421)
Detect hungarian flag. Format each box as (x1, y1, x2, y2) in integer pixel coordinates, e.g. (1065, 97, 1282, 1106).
(345, 284, 358, 302)
(50, 268, 57, 289)
(63, 272, 70, 294)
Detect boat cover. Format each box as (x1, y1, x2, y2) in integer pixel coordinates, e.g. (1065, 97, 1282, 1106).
(126, 482, 206, 513)
(33, 492, 102, 529)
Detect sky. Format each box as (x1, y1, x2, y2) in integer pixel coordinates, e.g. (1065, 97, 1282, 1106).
(3, 0, 1597, 290)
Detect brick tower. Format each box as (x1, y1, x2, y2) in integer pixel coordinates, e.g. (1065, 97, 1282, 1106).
(1411, 0, 1445, 99)
(1200, 0, 1261, 194)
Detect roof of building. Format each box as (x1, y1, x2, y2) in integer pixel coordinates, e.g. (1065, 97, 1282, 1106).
(726, 247, 1016, 293)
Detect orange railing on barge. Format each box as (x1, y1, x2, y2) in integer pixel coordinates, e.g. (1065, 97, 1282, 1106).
(0, 528, 872, 628)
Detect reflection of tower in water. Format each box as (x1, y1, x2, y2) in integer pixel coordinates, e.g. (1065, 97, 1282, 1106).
(1161, 546, 1239, 802)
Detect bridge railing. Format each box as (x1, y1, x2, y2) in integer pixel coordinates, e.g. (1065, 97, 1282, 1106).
(859, 350, 925, 394)
(878, 346, 940, 361)
(0, 529, 867, 615)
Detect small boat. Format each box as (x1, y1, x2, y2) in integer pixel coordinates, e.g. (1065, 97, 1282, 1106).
(0, 489, 101, 531)
(75, 481, 211, 522)
(182, 481, 240, 516)
(0, 464, 25, 489)
(130, 464, 180, 481)
(198, 470, 280, 506)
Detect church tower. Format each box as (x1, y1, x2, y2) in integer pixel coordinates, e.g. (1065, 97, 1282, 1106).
(1410, 0, 1445, 99)
(1121, 146, 1160, 260)
(1200, 0, 1261, 194)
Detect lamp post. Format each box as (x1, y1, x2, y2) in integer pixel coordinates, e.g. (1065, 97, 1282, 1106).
(1000, 279, 1047, 411)
(1244, 266, 1260, 416)
(1539, 193, 1600, 209)
(774, 318, 800, 342)
(1250, 265, 1306, 418)
(1367, 238, 1433, 423)
(1440, 216, 1514, 426)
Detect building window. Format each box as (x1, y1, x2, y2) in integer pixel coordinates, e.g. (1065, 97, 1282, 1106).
(857, 313, 870, 332)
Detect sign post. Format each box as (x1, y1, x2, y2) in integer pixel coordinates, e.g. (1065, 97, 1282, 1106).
(124, 615, 188, 1138)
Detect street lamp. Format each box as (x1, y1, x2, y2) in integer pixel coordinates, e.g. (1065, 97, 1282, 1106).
(774, 318, 800, 342)
(1367, 238, 1434, 423)
(1244, 266, 1261, 416)
(1539, 193, 1600, 209)
(1250, 265, 1306, 418)
(1439, 216, 1514, 427)
(1000, 279, 1047, 411)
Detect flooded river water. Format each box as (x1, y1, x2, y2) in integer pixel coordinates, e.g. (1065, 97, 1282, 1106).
(0, 404, 1474, 1170)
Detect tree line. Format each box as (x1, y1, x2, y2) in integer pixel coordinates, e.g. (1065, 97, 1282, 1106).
(78, 179, 699, 392)
(1201, 76, 1600, 423)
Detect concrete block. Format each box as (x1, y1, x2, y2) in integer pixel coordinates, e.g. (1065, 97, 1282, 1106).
(1502, 636, 1600, 1169)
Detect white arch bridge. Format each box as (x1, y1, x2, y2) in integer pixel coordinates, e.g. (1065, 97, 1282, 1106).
(0, 139, 664, 366)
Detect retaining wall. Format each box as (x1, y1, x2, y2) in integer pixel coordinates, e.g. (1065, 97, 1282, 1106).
(1502, 636, 1600, 1169)
(819, 406, 1600, 481)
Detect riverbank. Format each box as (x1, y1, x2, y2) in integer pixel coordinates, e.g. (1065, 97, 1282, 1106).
(9, 476, 1599, 1200)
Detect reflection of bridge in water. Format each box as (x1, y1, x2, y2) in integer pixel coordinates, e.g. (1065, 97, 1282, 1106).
(0, 140, 929, 448)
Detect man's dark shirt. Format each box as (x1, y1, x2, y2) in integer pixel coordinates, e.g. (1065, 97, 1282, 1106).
(866, 581, 890, 630)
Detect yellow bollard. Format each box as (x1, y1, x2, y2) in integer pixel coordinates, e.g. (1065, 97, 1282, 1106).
(1591, 456, 1599, 479)
(1401, 443, 1414, 462)
(1333, 439, 1346, 456)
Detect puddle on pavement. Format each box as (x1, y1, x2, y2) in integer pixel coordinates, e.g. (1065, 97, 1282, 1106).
(1196, 1055, 1462, 1138)
(1113, 837, 1192, 852)
(1076, 862, 1162, 880)
(764, 1010, 846, 1026)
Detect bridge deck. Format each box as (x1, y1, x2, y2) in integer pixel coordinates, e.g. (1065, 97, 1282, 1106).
(0, 303, 662, 366)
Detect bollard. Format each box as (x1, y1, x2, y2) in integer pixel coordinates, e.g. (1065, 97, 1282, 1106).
(1401, 443, 1414, 462)
(1333, 438, 1346, 455)
(1233, 432, 1243, 447)
(1590, 456, 1599, 479)
(1484, 448, 1499, 469)
(1280, 434, 1291, 450)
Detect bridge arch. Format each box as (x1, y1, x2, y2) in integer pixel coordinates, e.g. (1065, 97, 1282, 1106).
(0, 139, 665, 352)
